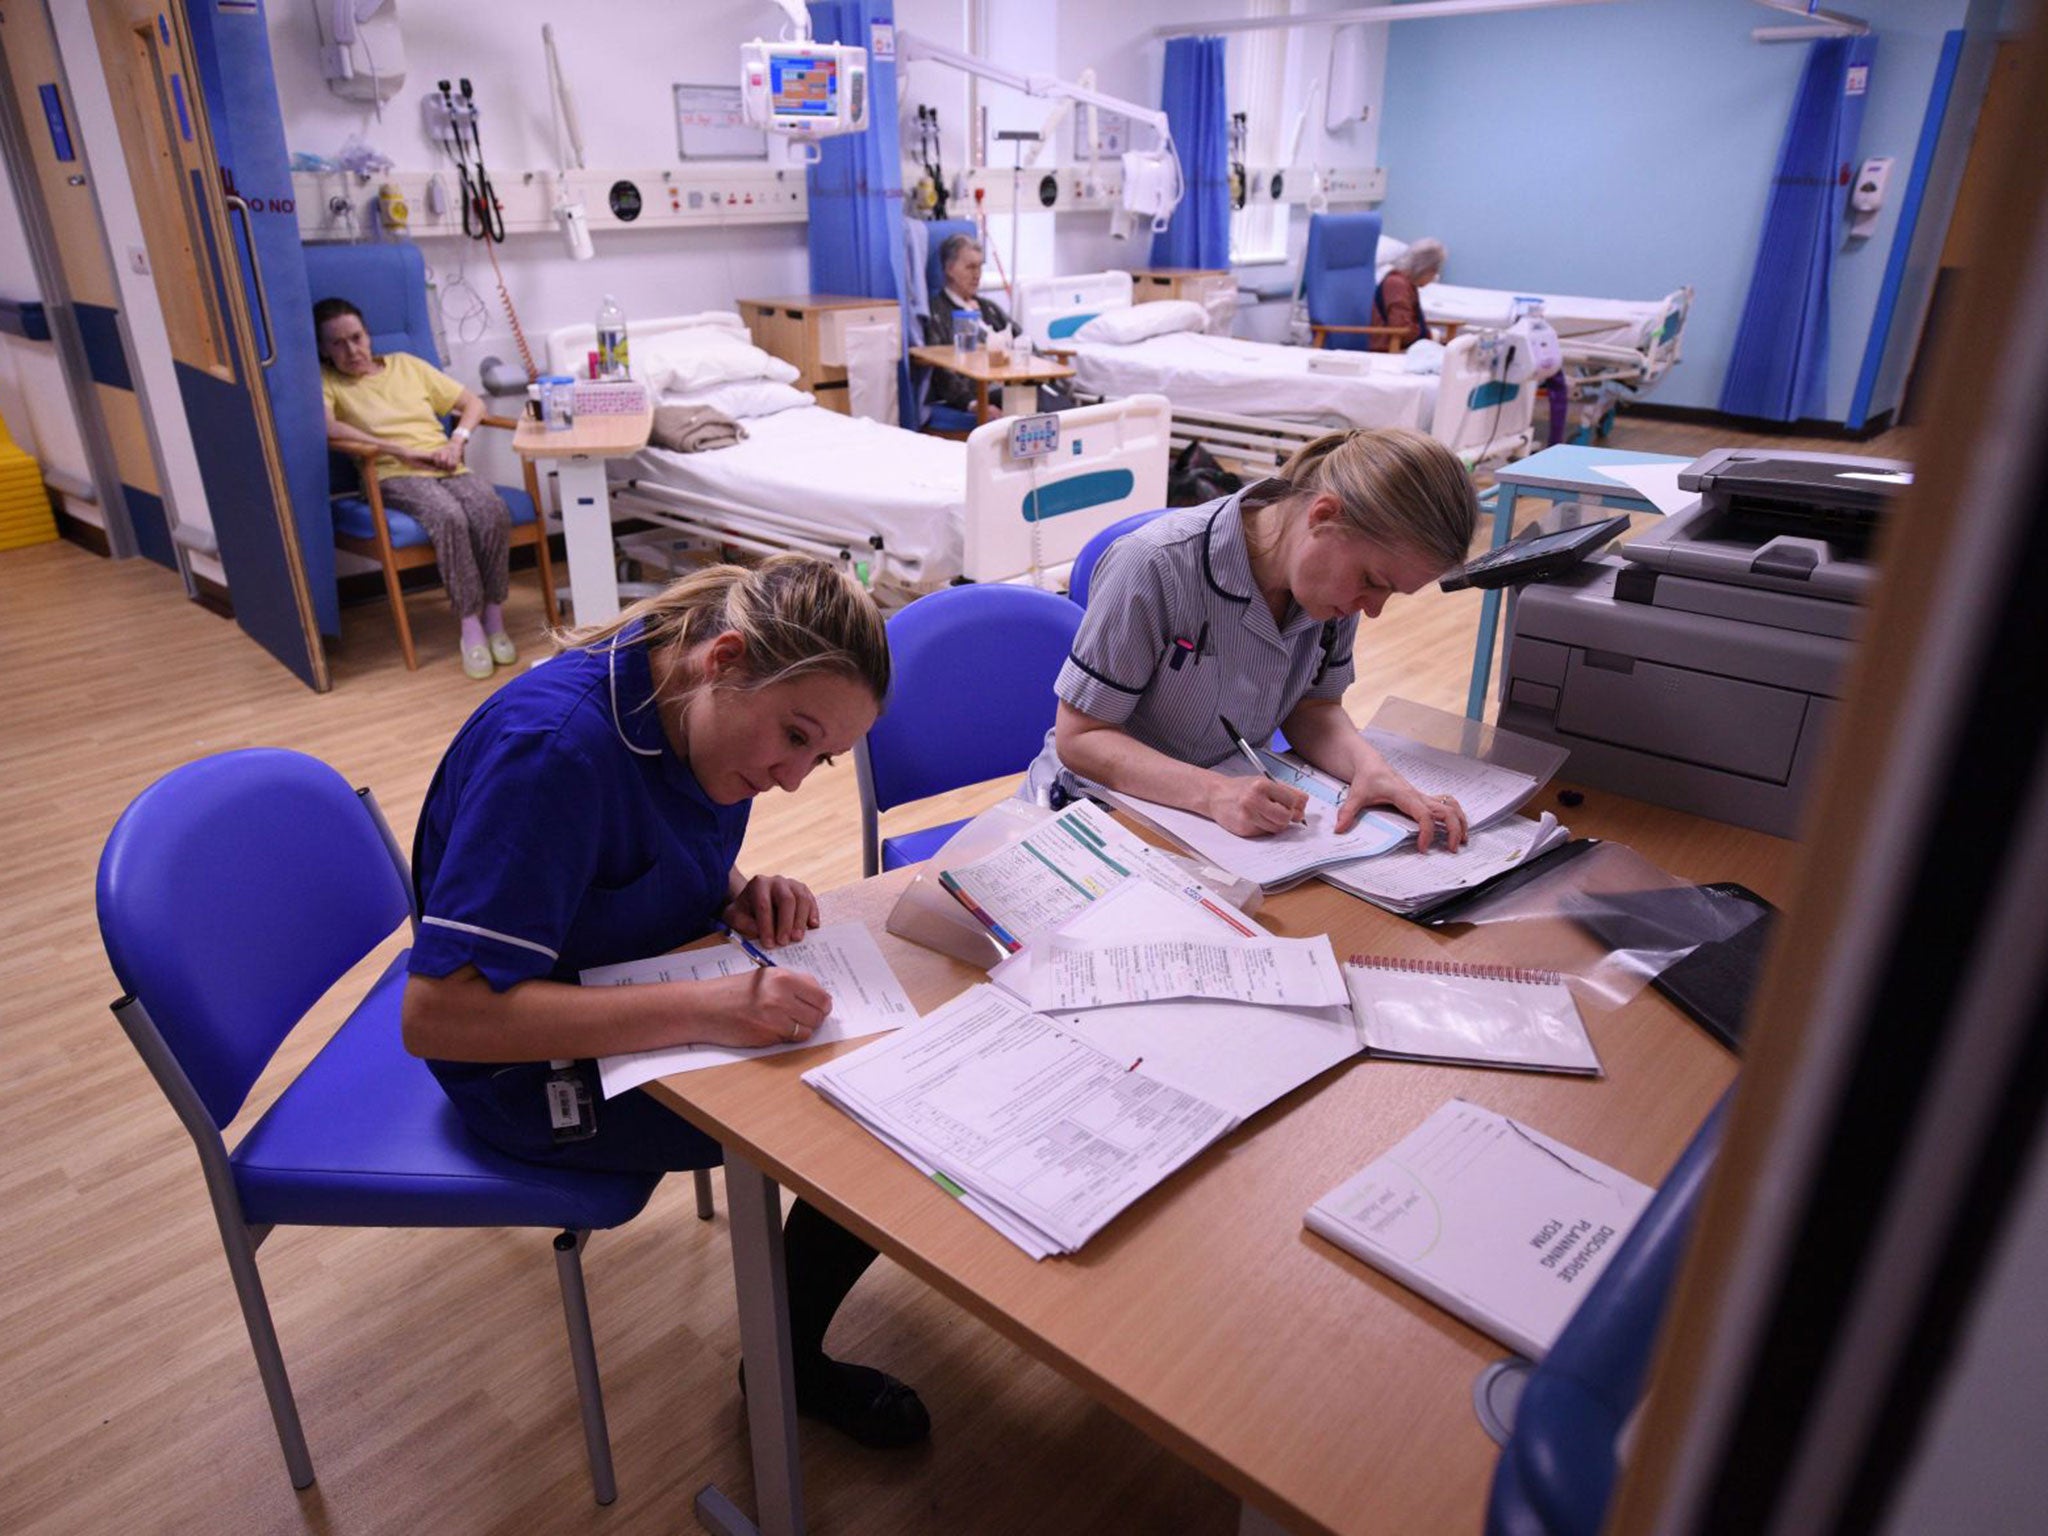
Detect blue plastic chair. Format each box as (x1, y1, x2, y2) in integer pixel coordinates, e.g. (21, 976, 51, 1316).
(95, 748, 700, 1504)
(1484, 1094, 1732, 1536)
(855, 585, 1083, 875)
(301, 243, 558, 668)
(1068, 507, 1170, 610)
(1301, 211, 1391, 353)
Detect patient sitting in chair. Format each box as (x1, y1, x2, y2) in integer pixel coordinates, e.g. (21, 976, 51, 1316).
(1372, 238, 1447, 353)
(921, 233, 1018, 416)
(316, 297, 518, 680)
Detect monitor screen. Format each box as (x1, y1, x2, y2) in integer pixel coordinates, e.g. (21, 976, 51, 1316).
(769, 54, 838, 116)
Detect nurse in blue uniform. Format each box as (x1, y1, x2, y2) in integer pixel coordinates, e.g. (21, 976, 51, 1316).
(402, 554, 928, 1449)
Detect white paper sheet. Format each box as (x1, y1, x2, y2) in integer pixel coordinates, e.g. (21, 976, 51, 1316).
(1110, 761, 1408, 890)
(586, 923, 918, 1096)
(989, 879, 1362, 1120)
(1360, 730, 1541, 831)
(1592, 460, 1697, 517)
(1033, 932, 1347, 1011)
(805, 985, 1238, 1254)
(1322, 813, 1569, 911)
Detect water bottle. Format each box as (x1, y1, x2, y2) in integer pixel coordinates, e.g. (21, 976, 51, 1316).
(595, 294, 629, 380)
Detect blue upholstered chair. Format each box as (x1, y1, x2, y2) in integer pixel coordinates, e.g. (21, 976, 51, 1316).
(1068, 507, 1170, 610)
(854, 584, 1083, 876)
(1484, 1095, 1732, 1536)
(1302, 212, 1397, 353)
(916, 218, 984, 436)
(301, 243, 557, 669)
(95, 748, 703, 1505)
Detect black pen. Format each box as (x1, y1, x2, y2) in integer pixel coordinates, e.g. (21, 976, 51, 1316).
(1218, 714, 1270, 780)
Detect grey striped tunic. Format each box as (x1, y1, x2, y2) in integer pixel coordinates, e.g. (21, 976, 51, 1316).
(1026, 484, 1360, 800)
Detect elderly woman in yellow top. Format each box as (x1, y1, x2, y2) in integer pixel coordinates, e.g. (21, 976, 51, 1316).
(316, 295, 518, 679)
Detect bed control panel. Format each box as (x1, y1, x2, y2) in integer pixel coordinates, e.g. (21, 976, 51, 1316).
(1006, 413, 1061, 460)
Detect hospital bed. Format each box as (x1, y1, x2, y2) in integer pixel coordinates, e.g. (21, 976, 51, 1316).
(540, 315, 1171, 605)
(1015, 271, 1538, 477)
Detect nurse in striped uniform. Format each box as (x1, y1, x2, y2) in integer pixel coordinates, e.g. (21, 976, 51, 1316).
(1033, 428, 1479, 848)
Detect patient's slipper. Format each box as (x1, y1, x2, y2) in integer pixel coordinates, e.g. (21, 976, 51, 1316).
(488, 631, 518, 666)
(461, 642, 494, 680)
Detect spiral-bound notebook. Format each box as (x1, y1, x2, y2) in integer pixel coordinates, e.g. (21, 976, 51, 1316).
(1345, 955, 1601, 1076)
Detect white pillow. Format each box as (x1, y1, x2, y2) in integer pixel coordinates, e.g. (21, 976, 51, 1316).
(635, 329, 800, 393)
(664, 378, 815, 419)
(1074, 299, 1208, 345)
(1376, 234, 1410, 277)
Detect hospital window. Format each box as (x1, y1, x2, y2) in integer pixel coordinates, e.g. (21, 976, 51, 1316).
(1229, 0, 1296, 265)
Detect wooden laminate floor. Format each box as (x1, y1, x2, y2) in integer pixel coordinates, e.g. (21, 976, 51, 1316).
(0, 414, 1908, 1535)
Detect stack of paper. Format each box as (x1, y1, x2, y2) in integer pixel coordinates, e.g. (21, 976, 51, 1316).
(1102, 724, 1548, 895)
(1305, 1100, 1653, 1359)
(989, 879, 1364, 1119)
(1321, 812, 1572, 915)
(805, 985, 1240, 1259)
(583, 922, 918, 1097)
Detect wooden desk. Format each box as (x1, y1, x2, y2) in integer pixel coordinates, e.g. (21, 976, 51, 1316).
(907, 344, 1076, 423)
(654, 789, 1793, 1536)
(513, 409, 652, 626)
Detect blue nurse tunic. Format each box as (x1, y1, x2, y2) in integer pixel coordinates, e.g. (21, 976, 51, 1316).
(408, 622, 748, 1170)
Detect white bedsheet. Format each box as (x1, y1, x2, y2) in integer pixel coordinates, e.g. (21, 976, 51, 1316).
(1067, 332, 1434, 431)
(628, 406, 967, 585)
(1422, 283, 1664, 348)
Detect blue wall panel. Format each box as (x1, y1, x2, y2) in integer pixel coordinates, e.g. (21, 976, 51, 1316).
(1379, 0, 1969, 422)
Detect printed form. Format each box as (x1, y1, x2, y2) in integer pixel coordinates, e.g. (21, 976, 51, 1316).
(1033, 932, 1348, 1011)
(805, 985, 1238, 1255)
(584, 922, 918, 1097)
(1361, 730, 1540, 830)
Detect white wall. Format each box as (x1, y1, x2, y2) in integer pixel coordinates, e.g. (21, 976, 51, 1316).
(265, 0, 815, 400)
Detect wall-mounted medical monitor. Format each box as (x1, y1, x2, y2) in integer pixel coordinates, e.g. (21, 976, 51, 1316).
(741, 40, 868, 138)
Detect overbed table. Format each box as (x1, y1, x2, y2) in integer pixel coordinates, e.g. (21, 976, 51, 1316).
(907, 343, 1076, 423)
(513, 408, 652, 626)
(654, 787, 1794, 1536)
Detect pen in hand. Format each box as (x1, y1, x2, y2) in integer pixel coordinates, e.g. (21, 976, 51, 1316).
(1219, 714, 1308, 830)
(716, 921, 779, 969)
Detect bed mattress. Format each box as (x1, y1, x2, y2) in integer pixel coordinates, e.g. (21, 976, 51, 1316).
(1421, 284, 1664, 348)
(626, 405, 967, 586)
(1067, 332, 1435, 432)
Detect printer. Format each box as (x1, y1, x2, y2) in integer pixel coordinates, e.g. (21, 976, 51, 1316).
(1497, 448, 1909, 838)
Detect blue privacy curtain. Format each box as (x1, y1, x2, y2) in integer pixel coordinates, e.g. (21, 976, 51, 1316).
(1150, 36, 1231, 269)
(806, 1, 915, 422)
(1720, 34, 1878, 421)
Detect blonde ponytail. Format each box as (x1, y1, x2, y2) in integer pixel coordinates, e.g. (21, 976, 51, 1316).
(561, 553, 890, 701)
(1274, 427, 1477, 569)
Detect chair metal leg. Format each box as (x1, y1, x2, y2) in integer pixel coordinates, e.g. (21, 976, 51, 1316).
(694, 1167, 716, 1220)
(221, 1217, 317, 1490)
(552, 1229, 618, 1506)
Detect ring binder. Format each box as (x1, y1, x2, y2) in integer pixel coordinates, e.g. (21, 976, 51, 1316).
(1348, 953, 1566, 988)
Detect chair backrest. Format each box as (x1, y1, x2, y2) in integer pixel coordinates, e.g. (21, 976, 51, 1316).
(97, 749, 413, 1129)
(1069, 507, 1170, 609)
(861, 584, 1083, 813)
(301, 241, 441, 366)
(1302, 211, 1385, 352)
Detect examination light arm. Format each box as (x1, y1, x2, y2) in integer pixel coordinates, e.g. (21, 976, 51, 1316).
(894, 30, 1172, 151)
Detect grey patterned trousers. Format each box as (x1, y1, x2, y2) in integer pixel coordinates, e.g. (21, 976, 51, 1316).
(379, 472, 513, 617)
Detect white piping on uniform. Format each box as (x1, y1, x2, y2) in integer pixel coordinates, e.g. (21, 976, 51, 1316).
(421, 915, 561, 960)
(608, 638, 660, 757)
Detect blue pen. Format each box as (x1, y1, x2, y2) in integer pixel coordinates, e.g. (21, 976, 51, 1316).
(716, 921, 778, 969)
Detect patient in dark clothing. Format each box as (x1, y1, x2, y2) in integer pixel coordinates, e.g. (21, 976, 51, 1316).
(1372, 237, 1447, 352)
(920, 232, 1015, 415)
